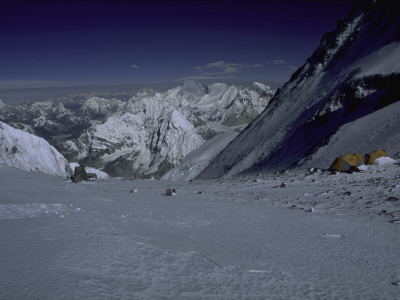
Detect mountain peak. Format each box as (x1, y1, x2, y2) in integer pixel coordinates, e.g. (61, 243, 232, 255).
(182, 80, 208, 101)
(198, 1, 400, 179)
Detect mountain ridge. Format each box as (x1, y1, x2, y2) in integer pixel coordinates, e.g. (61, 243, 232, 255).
(0, 81, 274, 178)
(198, 0, 400, 179)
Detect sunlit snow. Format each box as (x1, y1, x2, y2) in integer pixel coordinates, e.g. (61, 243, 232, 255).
(0, 121, 71, 177)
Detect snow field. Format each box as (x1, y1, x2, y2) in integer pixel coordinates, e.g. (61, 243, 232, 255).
(1, 161, 400, 299)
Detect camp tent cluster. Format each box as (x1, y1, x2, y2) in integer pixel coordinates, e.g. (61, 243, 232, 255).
(329, 150, 387, 173)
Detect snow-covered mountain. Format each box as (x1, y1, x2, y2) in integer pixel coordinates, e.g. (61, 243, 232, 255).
(0, 81, 273, 178)
(302, 100, 400, 168)
(198, 0, 400, 179)
(61, 104, 205, 178)
(0, 121, 72, 177)
(163, 81, 274, 127)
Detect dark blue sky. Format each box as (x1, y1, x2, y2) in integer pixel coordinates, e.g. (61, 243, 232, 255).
(1, 0, 353, 90)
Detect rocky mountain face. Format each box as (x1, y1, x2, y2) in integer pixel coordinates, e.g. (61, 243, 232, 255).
(0, 82, 274, 178)
(61, 103, 204, 178)
(0, 121, 72, 177)
(198, 0, 400, 179)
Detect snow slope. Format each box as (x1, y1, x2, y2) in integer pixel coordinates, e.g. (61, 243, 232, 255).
(199, 1, 400, 179)
(302, 101, 400, 169)
(0, 121, 72, 177)
(162, 130, 239, 181)
(1, 159, 400, 299)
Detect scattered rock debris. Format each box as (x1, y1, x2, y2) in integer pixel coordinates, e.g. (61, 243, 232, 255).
(165, 188, 176, 196)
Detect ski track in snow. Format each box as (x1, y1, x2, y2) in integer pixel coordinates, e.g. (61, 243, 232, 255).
(0, 163, 400, 299)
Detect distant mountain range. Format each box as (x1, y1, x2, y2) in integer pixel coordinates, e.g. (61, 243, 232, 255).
(0, 81, 274, 178)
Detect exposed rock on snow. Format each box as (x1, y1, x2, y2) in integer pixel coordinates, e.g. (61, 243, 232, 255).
(69, 162, 108, 180)
(198, 1, 400, 179)
(71, 165, 91, 183)
(0, 121, 72, 177)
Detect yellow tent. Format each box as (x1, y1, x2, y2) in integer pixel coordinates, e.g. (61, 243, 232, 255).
(329, 153, 365, 172)
(364, 149, 387, 164)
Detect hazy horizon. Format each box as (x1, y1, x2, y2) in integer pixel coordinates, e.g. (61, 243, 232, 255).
(0, 80, 285, 104)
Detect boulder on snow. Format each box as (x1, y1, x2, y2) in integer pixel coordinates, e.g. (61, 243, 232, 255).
(306, 168, 321, 175)
(388, 211, 400, 217)
(72, 166, 89, 183)
(387, 197, 399, 202)
(165, 188, 176, 196)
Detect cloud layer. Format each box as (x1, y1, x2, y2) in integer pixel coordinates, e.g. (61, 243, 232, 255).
(122, 58, 295, 83)
(195, 61, 262, 75)
(178, 60, 263, 81)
